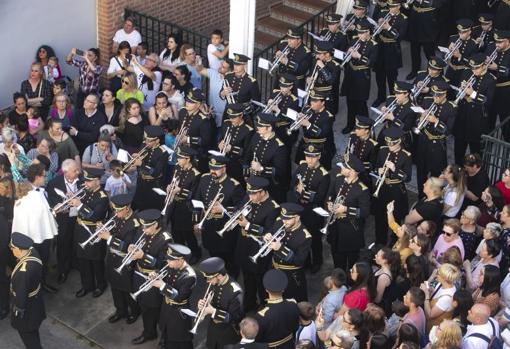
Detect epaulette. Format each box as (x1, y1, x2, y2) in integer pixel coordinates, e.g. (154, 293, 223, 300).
(326, 111, 334, 118)
(186, 264, 197, 278)
(225, 71, 235, 76)
(303, 228, 312, 239)
(249, 75, 257, 82)
(231, 177, 240, 186)
(331, 60, 340, 66)
(272, 88, 281, 94)
(489, 73, 497, 80)
(401, 149, 411, 156)
(299, 160, 307, 165)
(258, 307, 270, 316)
(272, 200, 280, 208)
(231, 281, 242, 293)
(369, 138, 378, 146)
(276, 138, 285, 146)
(336, 172, 344, 177)
(246, 124, 254, 131)
(304, 45, 311, 53)
(133, 218, 140, 227)
(193, 168, 201, 176)
(159, 145, 166, 152)
(449, 34, 458, 39)
(359, 182, 368, 191)
(19, 262, 27, 272)
(371, 39, 378, 45)
(401, 13, 408, 19)
(417, 70, 426, 74)
(291, 95, 298, 101)
(99, 190, 107, 198)
(199, 112, 208, 119)
(320, 166, 329, 176)
(280, 39, 289, 44)
(163, 232, 172, 241)
(202, 173, 212, 178)
(224, 119, 232, 124)
(448, 101, 457, 108)
(423, 96, 434, 101)
(380, 145, 389, 149)
(287, 298, 297, 303)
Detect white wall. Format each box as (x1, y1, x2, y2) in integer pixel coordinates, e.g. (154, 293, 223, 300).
(0, 0, 97, 107)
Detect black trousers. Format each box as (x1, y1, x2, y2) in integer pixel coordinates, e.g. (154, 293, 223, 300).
(454, 137, 482, 165)
(375, 69, 398, 101)
(56, 215, 76, 275)
(111, 287, 140, 317)
(242, 270, 266, 312)
(0, 262, 9, 311)
(33, 239, 51, 284)
(346, 99, 368, 130)
(332, 252, 359, 272)
(173, 229, 201, 258)
(18, 330, 42, 349)
(165, 341, 193, 349)
(410, 41, 436, 74)
(77, 258, 106, 291)
(141, 305, 160, 338)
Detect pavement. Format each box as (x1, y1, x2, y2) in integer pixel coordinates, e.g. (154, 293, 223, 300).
(0, 40, 425, 348)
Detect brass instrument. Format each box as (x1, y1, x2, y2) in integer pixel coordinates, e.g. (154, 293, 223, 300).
(302, 62, 321, 107)
(168, 126, 189, 162)
(249, 224, 286, 263)
(373, 152, 392, 198)
(443, 38, 463, 63)
(196, 190, 225, 230)
(79, 214, 117, 249)
(115, 232, 146, 274)
(161, 176, 180, 215)
(341, 15, 357, 34)
(372, 12, 392, 37)
(373, 98, 398, 128)
(321, 191, 346, 235)
(190, 283, 214, 334)
(287, 107, 313, 135)
(269, 45, 290, 76)
(411, 74, 432, 100)
(122, 144, 151, 172)
(453, 74, 476, 106)
(216, 200, 252, 237)
(340, 40, 361, 68)
(264, 92, 283, 114)
(477, 30, 488, 49)
(220, 127, 232, 156)
(322, 30, 332, 41)
(412, 104, 439, 135)
(223, 79, 238, 105)
(130, 265, 169, 299)
(51, 185, 86, 216)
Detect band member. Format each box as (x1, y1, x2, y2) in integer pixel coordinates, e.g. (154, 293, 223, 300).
(253, 269, 300, 349)
(220, 53, 261, 119)
(340, 19, 378, 134)
(132, 125, 169, 211)
(130, 209, 173, 345)
(312, 41, 341, 115)
(9, 232, 46, 349)
(218, 103, 254, 186)
(343, 0, 371, 42)
(373, 0, 389, 21)
(445, 19, 478, 88)
(373, 0, 408, 107)
(193, 154, 245, 277)
(267, 74, 299, 147)
(198, 257, 244, 349)
(265, 203, 311, 302)
(453, 53, 496, 164)
(472, 14, 495, 53)
(346, 116, 378, 190)
(415, 81, 457, 196)
(319, 14, 348, 52)
(295, 90, 335, 170)
(46, 158, 81, 284)
(178, 88, 215, 172)
(274, 27, 312, 90)
(325, 154, 370, 271)
(149, 244, 197, 349)
(70, 168, 109, 298)
(235, 176, 280, 312)
(487, 29, 510, 139)
(412, 57, 448, 105)
(288, 144, 330, 272)
(376, 81, 417, 149)
(98, 194, 141, 324)
(244, 112, 290, 202)
(166, 146, 202, 263)
(373, 127, 412, 245)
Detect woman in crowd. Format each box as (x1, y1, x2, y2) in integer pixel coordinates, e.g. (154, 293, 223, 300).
(337, 261, 375, 315)
(393, 323, 420, 349)
(459, 206, 483, 261)
(428, 319, 463, 349)
(429, 246, 464, 289)
(148, 91, 178, 128)
(39, 118, 80, 168)
(115, 71, 144, 105)
(15, 115, 36, 152)
(417, 220, 437, 239)
(27, 138, 59, 178)
(431, 219, 465, 266)
(463, 153, 490, 208)
(441, 164, 466, 219)
(66, 47, 102, 109)
(8, 93, 28, 126)
(48, 92, 74, 131)
(496, 167, 510, 205)
(374, 247, 401, 315)
(421, 263, 460, 331)
(464, 238, 501, 291)
(35, 45, 56, 71)
(82, 131, 118, 181)
(405, 177, 444, 231)
(20, 62, 53, 118)
(478, 186, 505, 227)
(451, 289, 474, 335)
(409, 233, 431, 279)
(106, 40, 132, 94)
(387, 201, 414, 265)
(98, 88, 122, 127)
(159, 33, 182, 74)
(472, 264, 501, 316)
(173, 65, 193, 96)
(500, 204, 510, 275)
(118, 98, 146, 154)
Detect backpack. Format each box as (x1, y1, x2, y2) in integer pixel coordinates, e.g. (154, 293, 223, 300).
(468, 319, 503, 349)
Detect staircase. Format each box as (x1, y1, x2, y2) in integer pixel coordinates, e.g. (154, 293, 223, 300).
(255, 0, 337, 50)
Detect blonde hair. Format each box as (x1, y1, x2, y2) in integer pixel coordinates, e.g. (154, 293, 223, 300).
(435, 320, 462, 348)
(180, 43, 194, 61)
(121, 71, 138, 91)
(428, 177, 444, 196)
(15, 181, 33, 200)
(437, 263, 461, 284)
(53, 92, 70, 108)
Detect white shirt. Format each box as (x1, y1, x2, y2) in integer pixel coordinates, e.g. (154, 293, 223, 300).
(133, 64, 162, 111)
(501, 273, 510, 307)
(443, 186, 465, 218)
(207, 43, 225, 70)
(167, 90, 185, 111)
(296, 321, 317, 346)
(64, 178, 79, 217)
(431, 284, 455, 311)
(206, 68, 226, 127)
(463, 319, 500, 349)
(112, 29, 142, 48)
(107, 56, 129, 75)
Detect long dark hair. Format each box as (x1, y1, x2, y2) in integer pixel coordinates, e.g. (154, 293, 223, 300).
(480, 265, 501, 297)
(379, 247, 400, 280)
(405, 255, 425, 287)
(35, 45, 56, 62)
(351, 261, 376, 301)
(162, 32, 182, 61)
(452, 289, 473, 329)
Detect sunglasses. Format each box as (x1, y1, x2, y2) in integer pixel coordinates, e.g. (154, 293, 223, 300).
(443, 230, 456, 237)
(122, 80, 130, 84)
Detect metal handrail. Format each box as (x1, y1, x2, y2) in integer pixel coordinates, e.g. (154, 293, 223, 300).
(481, 134, 510, 184)
(253, 1, 338, 101)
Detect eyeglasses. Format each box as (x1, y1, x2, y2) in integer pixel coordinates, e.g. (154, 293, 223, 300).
(186, 52, 196, 56)
(122, 80, 130, 84)
(443, 230, 456, 237)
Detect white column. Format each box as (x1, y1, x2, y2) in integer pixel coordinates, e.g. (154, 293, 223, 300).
(336, 0, 354, 17)
(229, 0, 256, 73)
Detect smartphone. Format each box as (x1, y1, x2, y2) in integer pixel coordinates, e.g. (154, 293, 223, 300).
(75, 49, 84, 56)
(126, 53, 132, 60)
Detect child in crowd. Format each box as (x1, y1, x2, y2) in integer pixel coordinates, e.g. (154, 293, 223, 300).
(136, 41, 148, 65)
(164, 119, 179, 183)
(296, 302, 317, 346)
(105, 159, 133, 196)
(26, 107, 44, 136)
(207, 29, 229, 70)
(387, 300, 409, 339)
(45, 56, 62, 84)
(320, 268, 348, 327)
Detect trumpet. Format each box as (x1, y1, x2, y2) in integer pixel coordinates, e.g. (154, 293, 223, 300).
(372, 12, 392, 37)
(130, 265, 169, 299)
(196, 190, 225, 230)
(264, 92, 283, 114)
(453, 74, 476, 106)
(403, 0, 416, 9)
(340, 40, 361, 68)
(161, 176, 180, 215)
(341, 15, 357, 34)
(486, 47, 499, 66)
(249, 224, 286, 263)
(287, 107, 313, 135)
(122, 144, 151, 172)
(223, 79, 238, 105)
(412, 104, 439, 135)
(302, 62, 321, 107)
(220, 127, 232, 156)
(322, 30, 332, 41)
(79, 214, 117, 249)
(269, 45, 290, 76)
(321, 191, 346, 235)
(411, 74, 432, 100)
(51, 185, 86, 216)
(115, 232, 146, 274)
(373, 98, 398, 128)
(217, 200, 252, 237)
(168, 126, 189, 162)
(443, 38, 463, 63)
(373, 153, 391, 198)
(190, 283, 214, 334)
(477, 30, 488, 49)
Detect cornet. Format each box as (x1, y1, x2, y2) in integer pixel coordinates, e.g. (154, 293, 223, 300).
(115, 232, 146, 274)
(453, 74, 476, 106)
(249, 224, 286, 263)
(222, 79, 238, 105)
(373, 98, 398, 128)
(122, 144, 151, 172)
(411, 74, 432, 100)
(52, 185, 86, 216)
(217, 200, 252, 237)
(302, 63, 321, 107)
(321, 192, 345, 235)
(269, 45, 290, 76)
(79, 215, 116, 249)
(130, 265, 169, 299)
(373, 153, 391, 198)
(443, 38, 463, 63)
(220, 127, 232, 156)
(168, 126, 189, 162)
(340, 40, 361, 68)
(372, 12, 392, 37)
(196, 191, 225, 230)
(412, 104, 439, 135)
(161, 176, 180, 215)
(341, 15, 357, 34)
(287, 107, 313, 135)
(190, 283, 214, 334)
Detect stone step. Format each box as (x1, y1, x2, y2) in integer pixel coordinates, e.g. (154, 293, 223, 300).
(257, 16, 292, 38)
(255, 30, 281, 51)
(270, 4, 312, 26)
(283, 0, 334, 14)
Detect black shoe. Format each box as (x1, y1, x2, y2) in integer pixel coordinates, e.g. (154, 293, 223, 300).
(108, 313, 124, 323)
(92, 287, 106, 298)
(0, 308, 8, 320)
(75, 288, 89, 298)
(126, 313, 140, 324)
(406, 72, 416, 80)
(342, 127, 353, 135)
(131, 334, 157, 345)
(371, 98, 384, 108)
(42, 283, 58, 294)
(57, 273, 68, 285)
